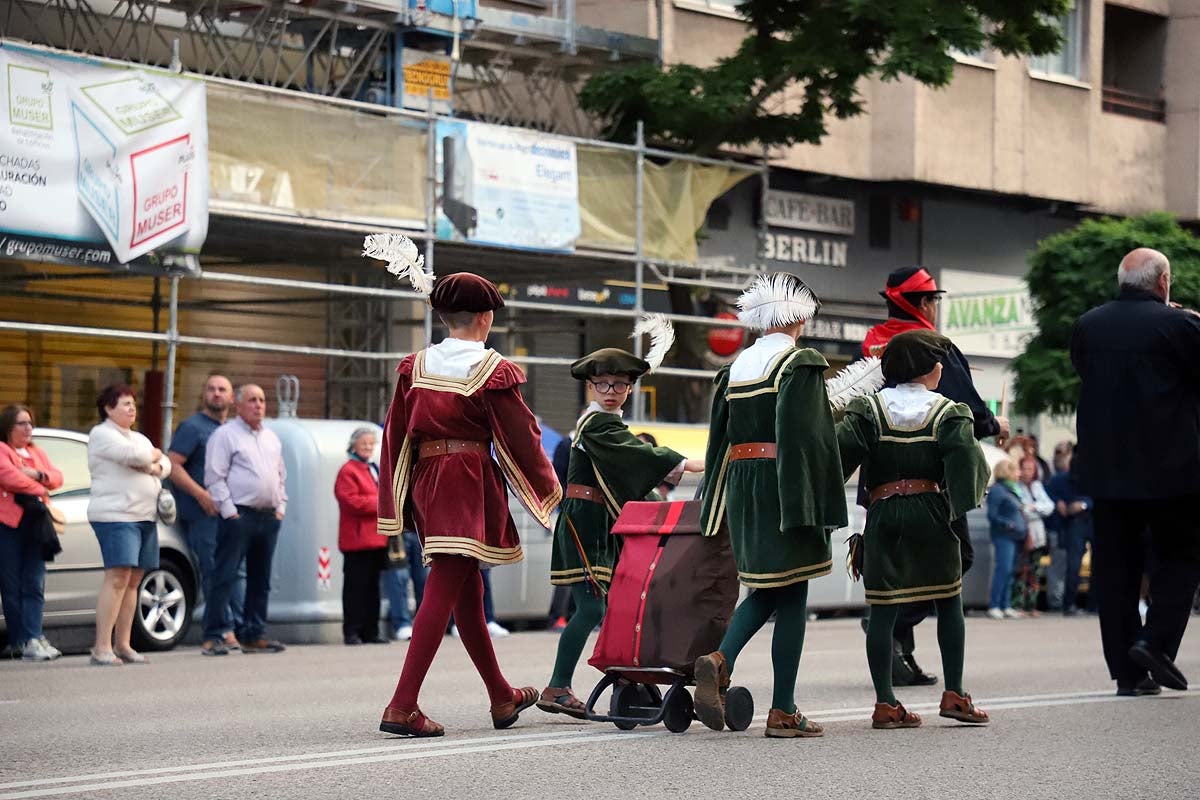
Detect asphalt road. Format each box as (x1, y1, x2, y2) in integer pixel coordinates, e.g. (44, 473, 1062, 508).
(2, 614, 1197, 800)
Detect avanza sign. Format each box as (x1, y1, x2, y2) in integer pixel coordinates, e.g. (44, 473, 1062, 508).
(764, 190, 854, 236)
(938, 269, 1036, 358)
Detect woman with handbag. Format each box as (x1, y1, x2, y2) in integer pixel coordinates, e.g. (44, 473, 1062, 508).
(1014, 456, 1055, 615)
(0, 405, 64, 661)
(335, 427, 390, 645)
(986, 459, 1028, 620)
(86, 384, 171, 666)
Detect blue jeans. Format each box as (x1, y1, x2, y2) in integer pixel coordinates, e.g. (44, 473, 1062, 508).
(0, 523, 46, 644)
(382, 531, 426, 629)
(989, 536, 1021, 610)
(182, 515, 244, 634)
(203, 509, 280, 642)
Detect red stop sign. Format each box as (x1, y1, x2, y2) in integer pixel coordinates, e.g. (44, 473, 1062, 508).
(708, 312, 745, 357)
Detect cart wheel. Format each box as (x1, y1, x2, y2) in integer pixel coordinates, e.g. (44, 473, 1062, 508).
(662, 687, 694, 733)
(723, 686, 754, 732)
(609, 683, 653, 730)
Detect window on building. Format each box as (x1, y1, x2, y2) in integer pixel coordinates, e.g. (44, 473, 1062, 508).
(674, 0, 744, 17)
(1101, 3, 1166, 122)
(952, 45, 995, 65)
(1030, 1, 1086, 80)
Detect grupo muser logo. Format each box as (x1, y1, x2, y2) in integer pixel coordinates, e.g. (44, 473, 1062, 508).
(7, 63, 54, 131)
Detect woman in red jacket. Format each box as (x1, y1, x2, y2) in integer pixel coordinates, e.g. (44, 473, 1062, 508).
(0, 405, 64, 661)
(335, 427, 390, 645)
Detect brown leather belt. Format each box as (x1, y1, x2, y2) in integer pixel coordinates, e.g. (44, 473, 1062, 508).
(418, 439, 490, 459)
(729, 442, 777, 461)
(868, 479, 941, 505)
(566, 484, 604, 505)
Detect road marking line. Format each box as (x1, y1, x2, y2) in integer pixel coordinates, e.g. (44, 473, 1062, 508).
(0, 730, 594, 790)
(0, 732, 647, 800)
(751, 688, 1195, 722)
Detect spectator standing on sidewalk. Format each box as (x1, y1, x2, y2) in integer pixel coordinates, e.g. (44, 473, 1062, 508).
(1013, 457, 1054, 615)
(335, 427, 389, 645)
(202, 384, 288, 656)
(86, 385, 171, 666)
(382, 528, 426, 641)
(986, 459, 1027, 620)
(1045, 442, 1092, 616)
(167, 374, 243, 651)
(0, 404, 64, 662)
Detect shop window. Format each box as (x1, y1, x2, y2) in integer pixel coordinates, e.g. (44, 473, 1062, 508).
(868, 195, 891, 250)
(674, 0, 744, 18)
(1030, 1, 1087, 81)
(705, 198, 732, 231)
(1101, 4, 1166, 123)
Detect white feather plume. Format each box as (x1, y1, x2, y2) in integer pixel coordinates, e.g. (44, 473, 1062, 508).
(736, 273, 819, 331)
(362, 233, 435, 296)
(631, 313, 675, 373)
(825, 357, 884, 411)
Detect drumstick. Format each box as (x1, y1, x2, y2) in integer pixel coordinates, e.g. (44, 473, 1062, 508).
(997, 382, 1008, 447)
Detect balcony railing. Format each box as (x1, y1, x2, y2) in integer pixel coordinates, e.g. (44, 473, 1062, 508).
(1102, 86, 1166, 123)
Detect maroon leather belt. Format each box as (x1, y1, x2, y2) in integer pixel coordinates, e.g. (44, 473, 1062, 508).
(868, 479, 941, 505)
(566, 484, 604, 505)
(418, 439, 490, 459)
(729, 442, 777, 461)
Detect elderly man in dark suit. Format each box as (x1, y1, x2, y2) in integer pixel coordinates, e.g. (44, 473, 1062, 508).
(1070, 247, 1200, 695)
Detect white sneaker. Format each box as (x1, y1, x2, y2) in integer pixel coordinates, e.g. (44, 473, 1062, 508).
(449, 625, 459, 639)
(1003, 608, 1023, 619)
(393, 626, 413, 642)
(38, 637, 62, 660)
(21, 638, 52, 662)
(487, 621, 510, 638)
(986, 608, 1005, 620)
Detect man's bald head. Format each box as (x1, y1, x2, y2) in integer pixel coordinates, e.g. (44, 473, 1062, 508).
(1118, 248, 1171, 302)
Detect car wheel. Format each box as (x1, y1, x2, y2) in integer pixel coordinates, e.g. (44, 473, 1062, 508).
(131, 554, 195, 652)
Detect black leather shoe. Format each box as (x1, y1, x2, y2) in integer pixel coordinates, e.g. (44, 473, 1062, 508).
(900, 655, 938, 686)
(891, 651, 918, 686)
(344, 635, 364, 646)
(1129, 642, 1188, 691)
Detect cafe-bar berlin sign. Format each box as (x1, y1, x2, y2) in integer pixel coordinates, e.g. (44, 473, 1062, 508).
(764, 189, 855, 236)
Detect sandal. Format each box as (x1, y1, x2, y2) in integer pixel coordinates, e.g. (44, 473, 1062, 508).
(765, 708, 824, 738)
(536, 686, 589, 720)
(89, 650, 124, 667)
(872, 702, 922, 730)
(115, 649, 149, 665)
(380, 706, 444, 737)
(939, 691, 990, 725)
(491, 686, 538, 730)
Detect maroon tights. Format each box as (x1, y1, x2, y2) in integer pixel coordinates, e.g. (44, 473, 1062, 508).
(388, 555, 513, 710)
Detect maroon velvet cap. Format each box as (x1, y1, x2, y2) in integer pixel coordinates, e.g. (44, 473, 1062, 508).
(429, 272, 506, 313)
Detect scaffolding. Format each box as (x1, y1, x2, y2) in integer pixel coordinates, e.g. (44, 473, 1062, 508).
(0, 28, 768, 440)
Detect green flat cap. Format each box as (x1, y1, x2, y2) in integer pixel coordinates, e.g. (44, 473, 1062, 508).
(570, 348, 650, 380)
(881, 329, 951, 384)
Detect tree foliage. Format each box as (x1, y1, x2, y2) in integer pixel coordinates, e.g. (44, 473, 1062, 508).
(580, 0, 1069, 154)
(1013, 213, 1200, 416)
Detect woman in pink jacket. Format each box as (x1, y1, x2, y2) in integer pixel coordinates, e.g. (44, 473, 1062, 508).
(0, 405, 64, 662)
(335, 427, 389, 646)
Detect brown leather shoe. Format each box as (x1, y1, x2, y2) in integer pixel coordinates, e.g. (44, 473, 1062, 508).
(872, 702, 922, 730)
(764, 708, 824, 738)
(380, 706, 444, 737)
(693, 651, 729, 732)
(536, 686, 590, 720)
(939, 690, 989, 725)
(491, 686, 538, 730)
(241, 638, 286, 654)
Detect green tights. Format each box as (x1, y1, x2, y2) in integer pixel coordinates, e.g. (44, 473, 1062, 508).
(718, 581, 810, 714)
(866, 595, 966, 705)
(548, 583, 606, 689)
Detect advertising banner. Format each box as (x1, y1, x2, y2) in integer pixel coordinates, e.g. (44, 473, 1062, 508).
(0, 45, 208, 272)
(435, 118, 580, 252)
(938, 269, 1036, 358)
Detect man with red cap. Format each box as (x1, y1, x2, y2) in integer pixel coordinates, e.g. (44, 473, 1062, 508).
(365, 238, 562, 738)
(860, 267, 1009, 687)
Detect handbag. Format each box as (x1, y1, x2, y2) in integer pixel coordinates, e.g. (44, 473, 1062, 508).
(157, 486, 178, 525)
(45, 499, 66, 536)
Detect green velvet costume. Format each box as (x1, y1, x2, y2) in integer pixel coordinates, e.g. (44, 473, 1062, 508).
(550, 409, 684, 587)
(836, 392, 989, 605)
(699, 347, 848, 587)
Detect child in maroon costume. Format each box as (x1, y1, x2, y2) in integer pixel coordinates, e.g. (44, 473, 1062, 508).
(376, 271, 561, 737)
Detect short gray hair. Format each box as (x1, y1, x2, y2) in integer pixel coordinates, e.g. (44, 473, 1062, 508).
(1117, 248, 1169, 292)
(347, 427, 377, 453)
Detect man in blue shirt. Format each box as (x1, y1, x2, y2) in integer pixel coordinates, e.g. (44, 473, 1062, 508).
(168, 374, 243, 648)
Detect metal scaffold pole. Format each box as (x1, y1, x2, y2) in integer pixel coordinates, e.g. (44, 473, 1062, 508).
(633, 119, 646, 422)
(424, 89, 436, 345)
(161, 274, 180, 448)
